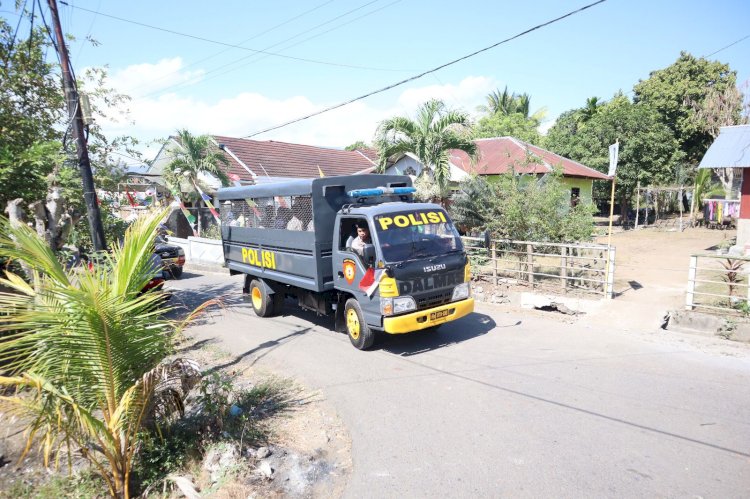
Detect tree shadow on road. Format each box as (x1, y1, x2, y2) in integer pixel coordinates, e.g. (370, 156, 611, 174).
(165, 282, 242, 327)
(375, 312, 502, 356)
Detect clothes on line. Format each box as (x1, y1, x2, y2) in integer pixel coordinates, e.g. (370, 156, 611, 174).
(703, 199, 739, 223)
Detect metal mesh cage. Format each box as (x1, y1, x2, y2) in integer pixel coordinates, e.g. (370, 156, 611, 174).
(221, 195, 313, 230)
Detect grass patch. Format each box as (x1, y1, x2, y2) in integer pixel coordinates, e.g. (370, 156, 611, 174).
(131, 373, 301, 495)
(1, 470, 107, 499)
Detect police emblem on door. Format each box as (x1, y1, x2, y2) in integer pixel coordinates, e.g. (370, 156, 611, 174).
(343, 259, 356, 285)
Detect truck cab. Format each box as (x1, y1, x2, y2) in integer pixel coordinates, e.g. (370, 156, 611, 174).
(217, 175, 474, 350)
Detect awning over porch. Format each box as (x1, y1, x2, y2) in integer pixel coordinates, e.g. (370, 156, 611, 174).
(699, 125, 750, 169)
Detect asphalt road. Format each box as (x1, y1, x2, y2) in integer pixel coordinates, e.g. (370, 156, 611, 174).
(168, 272, 750, 498)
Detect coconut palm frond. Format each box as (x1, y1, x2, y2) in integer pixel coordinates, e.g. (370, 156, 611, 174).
(0, 209, 206, 498)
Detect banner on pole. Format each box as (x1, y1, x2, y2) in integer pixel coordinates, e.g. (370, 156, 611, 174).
(608, 142, 619, 178)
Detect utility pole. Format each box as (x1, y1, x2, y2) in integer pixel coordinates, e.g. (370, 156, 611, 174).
(47, 0, 106, 252)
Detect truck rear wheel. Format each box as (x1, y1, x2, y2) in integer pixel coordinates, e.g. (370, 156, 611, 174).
(249, 279, 280, 318)
(344, 299, 375, 350)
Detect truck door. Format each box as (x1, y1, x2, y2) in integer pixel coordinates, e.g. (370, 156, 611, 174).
(333, 216, 373, 296)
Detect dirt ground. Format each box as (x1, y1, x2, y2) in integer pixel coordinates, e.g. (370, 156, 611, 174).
(0, 337, 352, 499)
(584, 226, 736, 331)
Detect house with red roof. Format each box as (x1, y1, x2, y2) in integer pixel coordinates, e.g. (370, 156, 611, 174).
(148, 135, 378, 194)
(382, 136, 610, 204)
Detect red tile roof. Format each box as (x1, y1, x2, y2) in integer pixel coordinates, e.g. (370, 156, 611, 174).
(449, 137, 610, 180)
(212, 135, 378, 181)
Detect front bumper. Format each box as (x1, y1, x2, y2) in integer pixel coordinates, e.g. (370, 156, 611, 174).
(383, 298, 474, 334)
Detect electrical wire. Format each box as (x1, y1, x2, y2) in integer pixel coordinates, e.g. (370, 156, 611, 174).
(3, 0, 28, 67)
(59, 0, 405, 73)
(705, 34, 750, 58)
(73, 0, 102, 65)
(143, 0, 406, 100)
(242, 0, 607, 138)
(125, 0, 336, 94)
(27, 0, 35, 58)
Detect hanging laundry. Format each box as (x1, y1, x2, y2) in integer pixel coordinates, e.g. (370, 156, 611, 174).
(703, 199, 739, 225)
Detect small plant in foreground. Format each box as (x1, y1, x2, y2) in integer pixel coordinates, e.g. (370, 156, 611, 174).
(720, 258, 745, 298)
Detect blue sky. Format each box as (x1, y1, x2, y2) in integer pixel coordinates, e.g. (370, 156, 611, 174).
(3, 0, 750, 162)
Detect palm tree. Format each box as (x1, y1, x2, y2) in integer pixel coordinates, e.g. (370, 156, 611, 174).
(579, 96, 601, 122)
(164, 129, 230, 235)
(478, 87, 547, 124)
(375, 99, 477, 199)
(478, 87, 516, 115)
(0, 210, 205, 498)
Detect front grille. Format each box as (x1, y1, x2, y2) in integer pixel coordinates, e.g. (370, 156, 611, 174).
(415, 289, 452, 311)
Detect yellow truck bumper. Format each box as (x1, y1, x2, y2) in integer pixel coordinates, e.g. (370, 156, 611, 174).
(383, 298, 474, 334)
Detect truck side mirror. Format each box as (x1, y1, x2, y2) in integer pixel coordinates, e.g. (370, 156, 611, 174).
(363, 243, 376, 265)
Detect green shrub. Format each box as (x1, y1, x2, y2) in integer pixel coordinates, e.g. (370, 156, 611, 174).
(451, 171, 595, 243)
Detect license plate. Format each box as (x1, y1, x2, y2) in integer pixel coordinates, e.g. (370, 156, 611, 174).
(430, 309, 451, 320)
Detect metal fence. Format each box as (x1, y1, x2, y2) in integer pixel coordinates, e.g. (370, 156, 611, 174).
(686, 253, 749, 314)
(461, 236, 615, 299)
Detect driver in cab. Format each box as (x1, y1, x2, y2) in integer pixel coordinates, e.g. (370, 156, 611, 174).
(350, 223, 371, 257)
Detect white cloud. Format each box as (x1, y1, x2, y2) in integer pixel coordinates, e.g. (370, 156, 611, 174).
(397, 76, 497, 114)
(107, 57, 205, 97)
(95, 62, 496, 164)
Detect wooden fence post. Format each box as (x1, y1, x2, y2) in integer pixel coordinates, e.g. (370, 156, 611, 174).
(686, 255, 697, 310)
(527, 243, 534, 286)
(561, 245, 567, 292)
(491, 241, 497, 285)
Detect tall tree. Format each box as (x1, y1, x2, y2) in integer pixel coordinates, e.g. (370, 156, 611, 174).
(633, 51, 738, 164)
(344, 140, 369, 151)
(475, 87, 546, 143)
(375, 99, 476, 197)
(687, 84, 748, 197)
(545, 94, 682, 219)
(0, 18, 64, 211)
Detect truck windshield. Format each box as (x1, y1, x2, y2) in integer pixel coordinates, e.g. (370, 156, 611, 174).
(373, 209, 464, 262)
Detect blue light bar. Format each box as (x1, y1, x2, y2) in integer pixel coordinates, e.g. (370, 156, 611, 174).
(348, 186, 416, 198)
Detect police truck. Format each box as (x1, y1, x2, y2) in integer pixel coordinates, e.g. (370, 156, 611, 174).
(218, 175, 474, 350)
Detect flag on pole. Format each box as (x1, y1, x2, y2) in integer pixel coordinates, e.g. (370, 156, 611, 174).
(170, 188, 198, 236)
(359, 268, 385, 297)
(317, 166, 325, 178)
(124, 189, 137, 207)
(193, 182, 221, 223)
(608, 142, 619, 178)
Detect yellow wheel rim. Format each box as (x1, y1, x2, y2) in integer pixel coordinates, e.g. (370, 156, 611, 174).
(346, 309, 360, 340)
(251, 287, 263, 310)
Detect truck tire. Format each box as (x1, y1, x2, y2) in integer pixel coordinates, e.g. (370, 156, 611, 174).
(171, 266, 183, 279)
(249, 279, 276, 318)
(344, 299, 375, 350)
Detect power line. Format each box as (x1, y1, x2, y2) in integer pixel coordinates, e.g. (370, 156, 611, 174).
(59, 0, 405, 73)
(144, 0, 406, 100)
(116, 0, 337, 95)
(242, 0, 608, 139)
(705, 33, 750, 58)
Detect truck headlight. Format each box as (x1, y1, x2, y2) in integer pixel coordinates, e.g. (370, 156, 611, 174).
(381, 296, 416, 316)
(452, 282, 470, 301)
(393, 296, 416, 314)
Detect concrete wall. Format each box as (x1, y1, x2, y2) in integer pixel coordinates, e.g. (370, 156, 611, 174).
(738, 218, 750, 249)
(167, 236, 224, 266)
